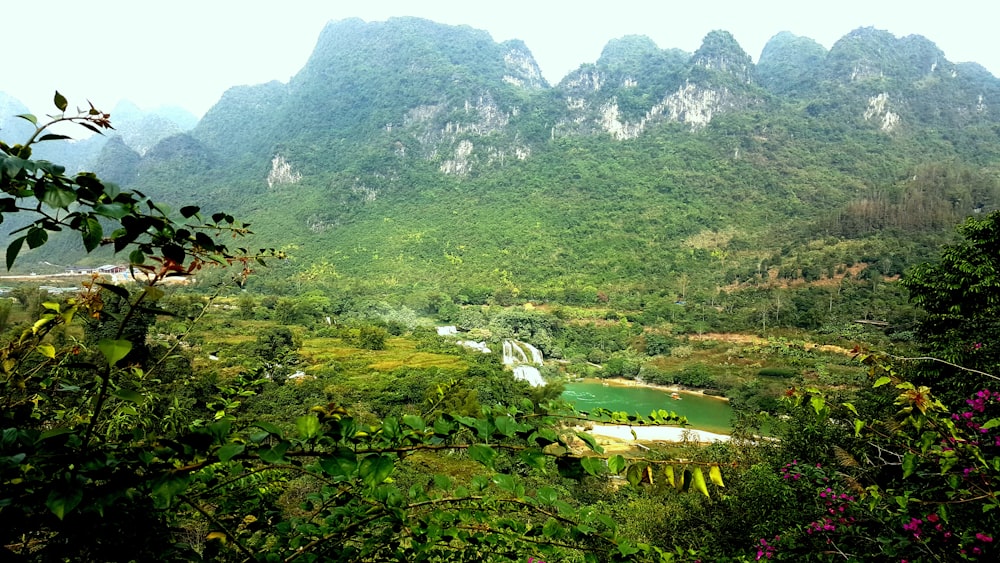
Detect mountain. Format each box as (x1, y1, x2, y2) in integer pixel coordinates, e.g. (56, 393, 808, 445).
(0, 92, 196, 175)
(756, 32, 827, 95)
(8, 18, 1000, 307)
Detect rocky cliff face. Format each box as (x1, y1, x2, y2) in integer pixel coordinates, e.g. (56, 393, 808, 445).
(558, 30, 760, 139)
(501, 39, 547, 89)
(690, 30, 754, 85)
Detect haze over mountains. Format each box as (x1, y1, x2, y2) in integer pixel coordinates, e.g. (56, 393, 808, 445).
(3, 17, 999, 304)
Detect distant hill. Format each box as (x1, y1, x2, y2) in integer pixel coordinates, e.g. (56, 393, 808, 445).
(0, 92, 196, 174)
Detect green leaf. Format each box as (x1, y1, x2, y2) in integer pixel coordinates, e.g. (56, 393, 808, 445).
(809, 394, 825, 415)
(492, 473, 517, 492)
(432, 417, 454, 435)
(617, 538, 640, 557)
(580, 456, 604, 476)
(38, 133, 71, 142)
(467, 444, 497, 468)
(93, 202, 131, 219)
(259, 442, 289, 464)
(709, 465, 725, 487)
(97, 339, 132, 366)
(82, 217, 103, 252)
(39, 427, 74, 441)
(295, 414, 321, 440)
(46, 487, 83, 520)
(151, 474, 191, 509)
(542, 517, 563, 539)
(16, 113, 37, 125)
(607, 454, 626, 475)
(873, 376, 891, 388)
(854, 419, 865, 437)
(402, 414, 425, 431)
(982, 418, 1000, 430)
(536, 486, 558, 505)
(36, 344, 56, 359)
(519, 449, 547, 473)
(218, 443, 245, 462)
(128, 248, 145, 265)
(494, 415, 518, 437)
(53, 91, 68, 111)
(532, 427, 559, 446)
(902, 452, 917, 478)
(433, 474, 452, 491)
(359, 454, 394, 488)
(32, 316, 53, 334)
(381, 416, 400, 440)
(113, 388, 143, 403)
(252, 421, 283, 436)
(142, 285, 165, 302)
(319, 447, 357, 478)
(575, 431, 604, 454)
(626, 463, 644, 486)
(207, 419, 231, 443)
(26, 227, 48, 249)
(180, 205, 200, 218)
(42, 186, 76, 209)
(6, 236, 25, 270)
(691, 467, 709, 497)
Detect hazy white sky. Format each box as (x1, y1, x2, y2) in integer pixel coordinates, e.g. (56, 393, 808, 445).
(3, 0, 999, 119)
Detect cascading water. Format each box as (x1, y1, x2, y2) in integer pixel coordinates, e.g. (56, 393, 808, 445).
(502, 340, 545, 387)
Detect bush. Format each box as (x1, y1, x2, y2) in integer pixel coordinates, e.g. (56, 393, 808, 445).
(676, 363, 713, 388)
(644, 333, 674, 356)
(757, 367, 798, 378)
(670, 345, 693, 359)
(357, 324, 389, 350)
(604, 354, 641, 378)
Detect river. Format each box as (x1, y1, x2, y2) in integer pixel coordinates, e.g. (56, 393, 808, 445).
(561, 379, 733, 434)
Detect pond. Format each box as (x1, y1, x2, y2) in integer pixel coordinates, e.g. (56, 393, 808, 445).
(561, 379, 733, 435)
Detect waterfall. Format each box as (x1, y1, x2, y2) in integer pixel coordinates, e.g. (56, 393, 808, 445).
(502, 339, 545, 387)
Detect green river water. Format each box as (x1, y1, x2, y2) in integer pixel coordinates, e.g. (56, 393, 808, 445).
(561, 380, 733, 435)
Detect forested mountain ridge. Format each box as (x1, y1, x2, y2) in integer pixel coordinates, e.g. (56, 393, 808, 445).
(7, 18, 1000, 310)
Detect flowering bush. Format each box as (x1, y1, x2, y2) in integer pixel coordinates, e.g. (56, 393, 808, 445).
(751, 367, 999, 561)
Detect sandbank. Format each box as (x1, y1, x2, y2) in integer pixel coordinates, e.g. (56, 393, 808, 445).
(590, 377, 730, 402)
(589, 424, 730, 443)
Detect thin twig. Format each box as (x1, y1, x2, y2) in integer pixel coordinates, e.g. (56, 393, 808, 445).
(179, 493, 256, 561)
(889, 355, 999, 382)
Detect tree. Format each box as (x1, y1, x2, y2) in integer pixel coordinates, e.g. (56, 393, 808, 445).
(357, 323, 388, 350)
(902, 211, 1000, 403)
